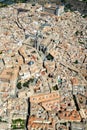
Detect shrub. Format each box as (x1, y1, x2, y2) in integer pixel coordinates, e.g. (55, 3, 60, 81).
(17, 82, 22, 89)
(74, 60, 79, 64)
(53, 85, 58, 90)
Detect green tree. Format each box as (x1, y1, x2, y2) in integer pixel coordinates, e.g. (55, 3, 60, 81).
(17, 82, 22, 89)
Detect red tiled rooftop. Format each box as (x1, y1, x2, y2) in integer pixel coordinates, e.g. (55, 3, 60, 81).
(71, 77, 79, 86)
(30, 92, 59, 103)
(58, 110, 81, 122)
(42, 99, 60, 111)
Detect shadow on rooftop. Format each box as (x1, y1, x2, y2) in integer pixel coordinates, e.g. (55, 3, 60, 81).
(26, 97, 30, 130)
(0, 0, 27, 7)
(0, 0, 87, 17)
(64, 0, 87, 17)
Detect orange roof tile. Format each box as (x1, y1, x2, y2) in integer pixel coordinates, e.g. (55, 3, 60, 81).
(42, 99, 60, 111)
(59, 110, 81, 122)
(30, 92, 59, 103)
(71, 77, 79, 86)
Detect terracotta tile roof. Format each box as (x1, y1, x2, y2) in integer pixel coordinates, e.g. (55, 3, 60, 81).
(58, 110, 81, 122)
(71, 77, 79, 86)
(28, 116, 54, 129)
(30, 92, 59, 103)
(0, 66, 19, 87)
(42, 99, 60, 111)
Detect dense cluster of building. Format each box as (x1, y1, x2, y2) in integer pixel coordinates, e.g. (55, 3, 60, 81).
(0, 1, 87, 130)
